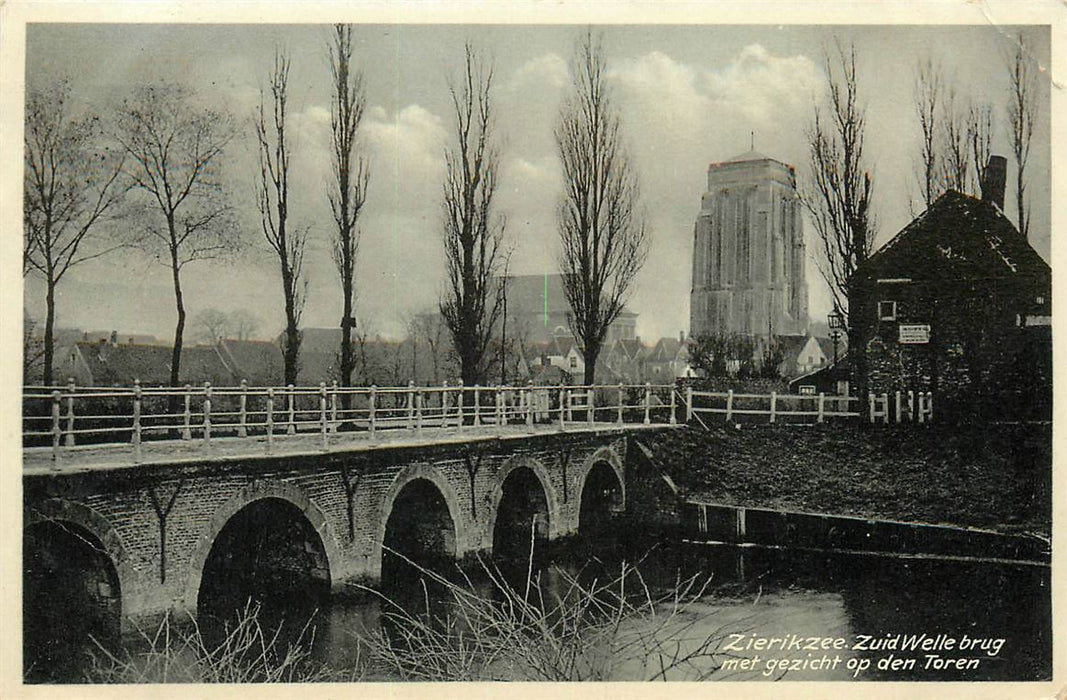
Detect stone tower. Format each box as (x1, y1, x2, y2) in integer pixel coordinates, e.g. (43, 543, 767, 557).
(690, 150, 808, 338)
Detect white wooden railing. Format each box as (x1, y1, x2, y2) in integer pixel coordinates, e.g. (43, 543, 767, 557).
(23, 380, 683, 463)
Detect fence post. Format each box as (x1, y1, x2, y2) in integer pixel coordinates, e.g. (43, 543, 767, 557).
(669, 385, 677, 425)
(559, 386, 566, 429)
(817, 392, 825, 423)
(495, 387, 504, 427)
(726, 389, 734, 423)
(686, 384, 693, 422)
(644, 382, 652, 425)
(237, 379, 248, 437)
(65, 378, 76, 447)
(894, 391, 902, 424)
(203, 382, 212, 447)
(566, 388, 573, 422)
(456, 381, 464, 428)
(908, 390, 915, 422)
(442, 380, 450, 427)
(330, 380, 339, 433)
(927, 392, 934, 422)
(416, 388, 424, 433)
(528, 380, 535, 426)
(132, 379, 142, 463)
(473, 385, 481, 426)
(287, 384, 296, 435)
(182, 384, 192, 440)
(587, 385, 595, 425)
(320, 382, 329, 449)
(881, 393, 889, 424)
(405, 380, 415, 430)
(769, 391, 777, 424)
(369, 385, 377, 435)
(266, 388, 274, 454)
(51, 390, 62, 463)
(868, 393, 875, 423)
(617, 384, 625, 424)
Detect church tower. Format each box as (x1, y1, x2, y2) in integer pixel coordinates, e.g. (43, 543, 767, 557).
(690, 149, 808, 338)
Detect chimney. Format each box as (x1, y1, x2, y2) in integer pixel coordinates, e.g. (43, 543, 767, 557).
(981, 155, 1007, 210)
(109, 330, 118, 346)
(679, 330, 686, 343)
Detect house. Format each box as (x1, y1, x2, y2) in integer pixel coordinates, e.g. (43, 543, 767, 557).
(849, 156, 1051, 417)
(644, 334, 690, 381)
(789, 357, 850, 396)
(775, 334, 829, 378)
(501, 273, 638, 344)
(602, 338, 647, 382)
(59, 340, 231, 387)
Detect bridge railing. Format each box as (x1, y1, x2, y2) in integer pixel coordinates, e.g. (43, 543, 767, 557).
(23, 380, 687, 463)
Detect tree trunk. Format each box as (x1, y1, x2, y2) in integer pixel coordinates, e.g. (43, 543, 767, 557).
(582, 340, 600, 385)
(339, 263, 354, 409)
(282, 265, 300, 386)
(169, 240, 185, 391)
(43, 279, 56, 386)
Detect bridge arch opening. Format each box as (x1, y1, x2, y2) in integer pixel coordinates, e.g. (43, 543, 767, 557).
(381, 478, 457, 590)
(492, 466, 550, 561)
(196, 497, 330, 634)
(578, 461, 625, 541)
(23, 520, 121, 683)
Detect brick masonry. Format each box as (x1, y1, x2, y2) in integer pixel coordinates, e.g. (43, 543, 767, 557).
(23, 429, 638, 627)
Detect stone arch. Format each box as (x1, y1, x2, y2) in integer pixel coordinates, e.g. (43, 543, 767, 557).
(373, 463, 468, 578)
(25, 498, 138, 604)
(575, 445, 626, 534)
(183, 480, 342, 612)
(484, 455, 561, 548)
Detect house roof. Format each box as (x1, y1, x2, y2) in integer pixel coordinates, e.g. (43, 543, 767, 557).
(217, 339, 284, 386)
(647, 337, 683, 362)
(75, 341, 231, 386)
(610, 338, 647, 362)
(860, 190, 1050, 282)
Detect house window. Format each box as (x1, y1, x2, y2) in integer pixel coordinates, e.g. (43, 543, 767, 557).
(1036, 295, 1045, 304)
(799, 385, 816, 396)
(878, 301, 897, 321)
(569, 356, 577, 369)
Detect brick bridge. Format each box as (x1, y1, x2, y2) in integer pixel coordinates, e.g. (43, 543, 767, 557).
(23, 423, 673, 637)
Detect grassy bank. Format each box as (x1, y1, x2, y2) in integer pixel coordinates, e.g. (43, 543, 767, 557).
(638, 422, 1050, 536)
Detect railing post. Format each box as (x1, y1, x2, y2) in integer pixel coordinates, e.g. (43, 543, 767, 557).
(330, 380, 339, 433)
(495, 386, 503, 427)
(406, 380, 416, 430)
(769, 391, 777, 424)
(587, 385, 595, 425)
(416, 387, 424, 433)
(566, 388, 573, 422)
(319, 382, 329, 449)
(287, 384, 296, 435)
(527, 381, 535, 426)
(726, 389, 734, 423)
(927, 392, 934, 422)
(182, 384, 192, 440)
(369, 385, 377, 435)
(908, 390, 915, 422)
(237, 379, 248, 437)
(686, 384, 694, 422)
(51, 390, 62, 463)
(266, 388, 274, 454)
(817, 392, 825, 423)
(868, 393, 875, 423)
(617, 383, 625, 424)
(881, 393, 889, 424)
(669, 385, 677, 425)
(441, 380, 450, 427)
(644, 382, 652, 425)
(202, 382, 212, 447)
(65, 378, 76, 447)
(559, 386, 566, 429)
(456, 380, 465, 428)
(473, 384, 481, 426)
(132, 379, 142, 463)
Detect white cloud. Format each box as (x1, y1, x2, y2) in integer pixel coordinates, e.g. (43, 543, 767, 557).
(509, 53, 569, 91)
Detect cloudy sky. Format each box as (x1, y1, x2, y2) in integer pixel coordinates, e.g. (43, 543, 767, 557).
(23, 21, 1051, 343)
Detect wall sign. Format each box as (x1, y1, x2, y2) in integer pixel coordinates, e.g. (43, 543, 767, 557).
(898, 324, 931, 344)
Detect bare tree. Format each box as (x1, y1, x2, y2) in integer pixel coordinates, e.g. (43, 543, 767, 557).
(939, 85, 970, 194)
(256, 48, 308, 385)
(1007, 33, 1036, 238)
(328, 24, 370, 403)
(913, 58, 942, 208)
(192, 308, 232, 344)
(24, 81, 126, 385)
(229, 309, 261, 341)
(802, 41, 874, 385)
(114, 82, 237, 388)
(555, 31, 648, 385)
(439, 43, 506, 387)
(967, 101, 994, 197)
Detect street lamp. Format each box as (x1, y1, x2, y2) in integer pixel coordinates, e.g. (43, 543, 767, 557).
(827, 310, 844, 367)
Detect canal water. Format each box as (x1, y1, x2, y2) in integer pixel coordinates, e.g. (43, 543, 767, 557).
(29, 532, 1050, 683)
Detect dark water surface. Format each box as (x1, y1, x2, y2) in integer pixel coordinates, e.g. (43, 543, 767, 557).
(27, 535, 1051, 683)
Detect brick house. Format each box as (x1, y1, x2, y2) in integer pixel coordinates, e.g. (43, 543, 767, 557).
(849, 157, 1051, 418)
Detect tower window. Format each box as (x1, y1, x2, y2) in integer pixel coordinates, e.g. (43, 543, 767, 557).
(878, 301, 897, 321)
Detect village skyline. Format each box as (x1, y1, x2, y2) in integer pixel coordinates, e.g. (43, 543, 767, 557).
(22, 22, 1051, 344)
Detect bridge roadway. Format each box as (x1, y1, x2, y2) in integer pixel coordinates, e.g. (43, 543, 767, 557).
(23, 421, 677, 633)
